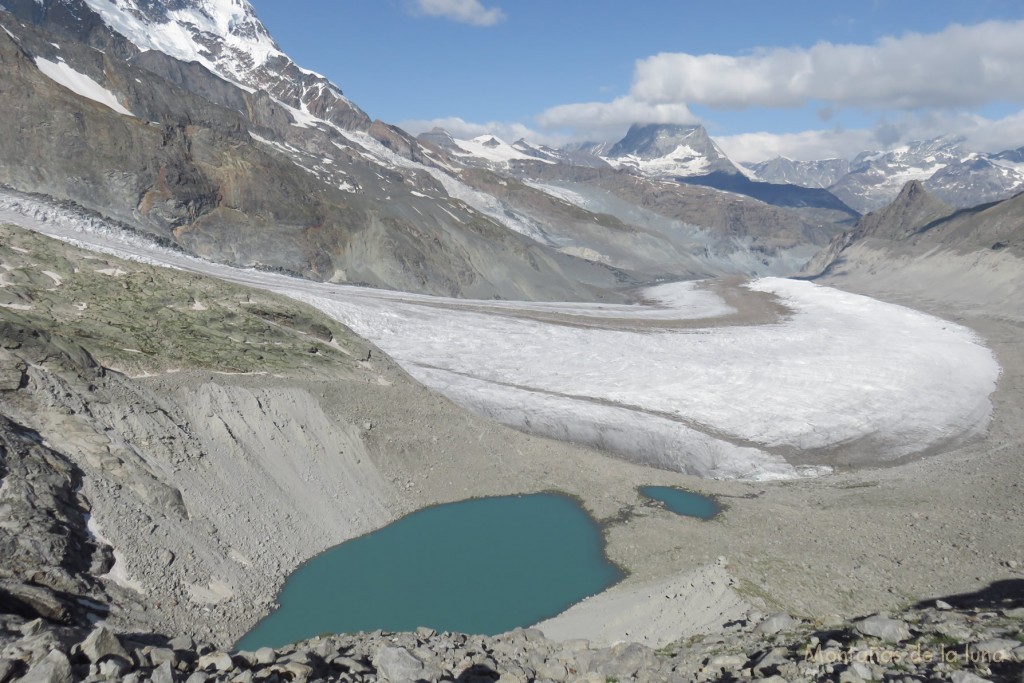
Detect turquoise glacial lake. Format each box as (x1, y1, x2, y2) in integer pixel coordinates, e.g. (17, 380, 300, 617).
(236, 493, 623, 650)
(639, 486, 720, 520)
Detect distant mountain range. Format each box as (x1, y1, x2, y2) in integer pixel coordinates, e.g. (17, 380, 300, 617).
(749, 138, 1024, 213)
(424, 120, 1023, 219)
(568, 125, 1024, 214)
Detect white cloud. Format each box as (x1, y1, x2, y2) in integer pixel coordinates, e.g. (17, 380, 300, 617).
(536, 96, 697, 141)
(631, 20, 1024, 110)
(519, 20, 1024, 159)
(403, 109, 1024, 164)
(410, 0, 505, 26)
(400, 116, 569, 147)
(716, 129, 880, 164)
(716, 110, 1024, 163)
(951, 110, 1024, 153)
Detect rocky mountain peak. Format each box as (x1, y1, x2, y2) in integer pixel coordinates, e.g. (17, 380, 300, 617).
(603, 123, 739, 177)
(895, 179, 928, 201)
(417, 127, 461, 152)
(607, 123, 711, 160)
(22, 0, 372, 130)
(855, 179, 955, 242)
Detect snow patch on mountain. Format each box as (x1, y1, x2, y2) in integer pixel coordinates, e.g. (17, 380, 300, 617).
(450, 135, 554, 166)
(607, 144, 712, 177)
(602, 124, 740, 179)
(34, 56, 134, 117)
(336, 129, 552, 242)
(80, 0, 277, 83)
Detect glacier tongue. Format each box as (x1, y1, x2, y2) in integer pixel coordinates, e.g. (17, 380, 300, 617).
(0, 191, 999, 482)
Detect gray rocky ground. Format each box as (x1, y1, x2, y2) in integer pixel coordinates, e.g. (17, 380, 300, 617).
(1, 597, 1021, 682)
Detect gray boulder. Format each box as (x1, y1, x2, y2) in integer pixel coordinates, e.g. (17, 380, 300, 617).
(855, 615, 912, 643)
(150, 661, 178, 683)
(195, 651, 234, 673)
(373, 645, 425, 683)
(80, 625, 130, 663)
(754, 613, 799, 635)
(19, 651, 72, 683)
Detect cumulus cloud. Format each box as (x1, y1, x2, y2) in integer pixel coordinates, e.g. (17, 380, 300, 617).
(631, 20, 1024, 110)
(536, 96, 698, 141)
(522, 20, 1024, 158)
(410, 0, 505, 26)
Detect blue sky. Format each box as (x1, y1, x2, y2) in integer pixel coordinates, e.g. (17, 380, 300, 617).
(250, 0, 1024, 161)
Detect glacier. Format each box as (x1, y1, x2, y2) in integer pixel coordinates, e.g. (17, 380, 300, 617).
(0, 192, 1000, 480)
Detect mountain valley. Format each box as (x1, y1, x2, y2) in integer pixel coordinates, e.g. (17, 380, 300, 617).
(0, 2, 1021, 682)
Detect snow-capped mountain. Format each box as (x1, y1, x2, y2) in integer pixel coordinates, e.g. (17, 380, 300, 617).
(771, 137, 1024, 213)
(746, 157, 851, 189)
(923, 148, 1024, 208)
(561, 140, 615, 158)
(415, 129, 609, 170)
(7, 0, 371, 129)
(511, 139, 609, 168)
(602, 123, 740, 178)
(827, 137, 969, 213)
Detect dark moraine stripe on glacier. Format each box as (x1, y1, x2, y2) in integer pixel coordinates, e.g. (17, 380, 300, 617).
(236, 494, 623, 650)
(639, 486, 720, 520)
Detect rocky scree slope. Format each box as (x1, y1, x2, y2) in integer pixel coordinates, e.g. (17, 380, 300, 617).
(804, 179, 1024, 314)
(0, 222, 411, 644)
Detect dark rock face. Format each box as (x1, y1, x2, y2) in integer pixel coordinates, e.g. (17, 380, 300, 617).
(0, 401, 112, 627)
(846, 180, 955, 244)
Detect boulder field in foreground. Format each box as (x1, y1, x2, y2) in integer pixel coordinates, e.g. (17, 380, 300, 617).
(2, 598, 1022, 683)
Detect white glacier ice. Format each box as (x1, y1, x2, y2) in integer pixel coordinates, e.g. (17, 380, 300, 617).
(0, 192, 1000, 480)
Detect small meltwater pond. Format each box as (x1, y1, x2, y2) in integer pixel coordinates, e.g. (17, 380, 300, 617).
(639, 486, 721, 520)
(237, 494, 623, 651)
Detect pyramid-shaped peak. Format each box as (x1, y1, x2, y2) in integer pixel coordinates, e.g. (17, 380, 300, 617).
(856, 180, 954, 241)
(607, 123, 711, 159)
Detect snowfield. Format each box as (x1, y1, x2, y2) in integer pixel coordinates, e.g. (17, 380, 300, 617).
(34, 57, 135, 117)
(0, 193, 1000, 480)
